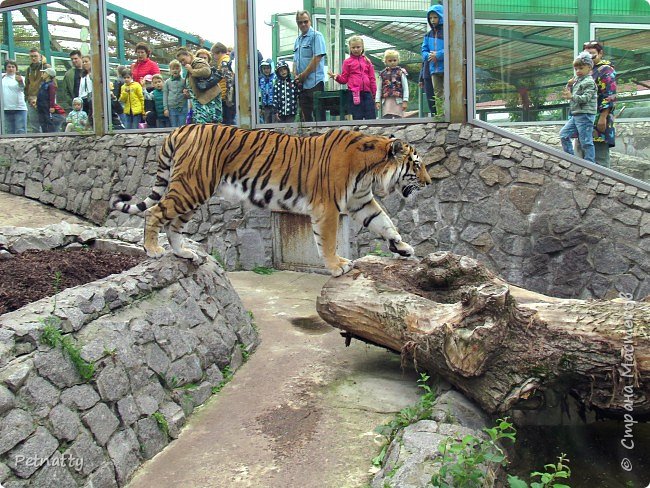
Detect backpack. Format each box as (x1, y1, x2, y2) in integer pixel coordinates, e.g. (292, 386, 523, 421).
(195, 66, 222, 91)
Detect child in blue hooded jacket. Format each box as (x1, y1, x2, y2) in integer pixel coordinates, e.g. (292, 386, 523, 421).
(421, 4, 444, 116)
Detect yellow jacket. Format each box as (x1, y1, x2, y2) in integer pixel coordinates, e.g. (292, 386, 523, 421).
(119, 81, 145, 116)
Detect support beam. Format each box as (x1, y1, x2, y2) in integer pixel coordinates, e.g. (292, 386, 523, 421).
(448, 0, 466, 123)
(89, 0, 105, 135)
(235, 0, 252, 128)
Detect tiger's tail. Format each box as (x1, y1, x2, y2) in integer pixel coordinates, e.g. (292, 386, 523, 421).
(111, 131, 176, 214)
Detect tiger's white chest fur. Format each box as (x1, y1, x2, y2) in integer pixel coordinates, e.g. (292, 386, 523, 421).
(216, 179, 313, 214)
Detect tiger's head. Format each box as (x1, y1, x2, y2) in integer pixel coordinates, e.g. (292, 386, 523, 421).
(376, 139, 431, 198)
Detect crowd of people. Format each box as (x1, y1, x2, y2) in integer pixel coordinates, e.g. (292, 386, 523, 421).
(0, 7, 617, 165)
(0, 40, 237, 134)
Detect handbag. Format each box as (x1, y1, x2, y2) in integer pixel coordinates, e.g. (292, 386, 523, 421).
(195, 67, 222, 91)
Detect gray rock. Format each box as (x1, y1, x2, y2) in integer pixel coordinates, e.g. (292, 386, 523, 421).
(82, 462, 117, 488)
(7, 427, 59, 478)
(82, 403, 119, 446)
(431, 390, 491, 431)
(0, 461, 10, 482)
(60, 384, 100, 411)
(236, 228, 266, 270)
(135, 417, 168, 460)
(29, 452, 78, 488)
(167, 354, 203, 387)
(96, 363, 130, 402)
(117, 395, 141, 426)
(158, 401, 186, 439)
(48, 404, 81, 441)
(0, 360, 34, 391)
(34, 348, 82, 388)
(18, 376, 60, 418)
(66, 432, 104, 476)
(106, 428, 141, 485)
(0, 409, 36, 455)
(593, 240, 630, 275)
(508, 185, 539, 214)
(0, 385, 16, 414)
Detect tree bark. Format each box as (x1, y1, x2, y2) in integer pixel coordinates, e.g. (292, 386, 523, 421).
(316, 253, 650, 417)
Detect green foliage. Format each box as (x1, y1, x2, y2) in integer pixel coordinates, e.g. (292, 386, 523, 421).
(239, 343, 250, 362)
(252, 266, 275, 275)
(367, 242, 392, 257)
(40, 321, 95, 381)
(0, 156, 11, 168)
(373, 373, 437, 466)
(211, 365, 233, 394)
(43, 184, 53, 193)
(431, 417, 516, 488)
(507, 454, 571, 488)
(210, 250, 225, 267)
(152, 411, 169, 437)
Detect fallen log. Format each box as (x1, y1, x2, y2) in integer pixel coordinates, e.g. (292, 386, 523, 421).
(316, 252, 650, 417)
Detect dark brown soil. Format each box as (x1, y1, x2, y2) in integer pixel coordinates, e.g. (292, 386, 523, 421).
(0, 248, 144, 314)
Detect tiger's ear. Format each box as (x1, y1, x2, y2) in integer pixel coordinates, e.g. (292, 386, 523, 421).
(389, 139, 403, 158)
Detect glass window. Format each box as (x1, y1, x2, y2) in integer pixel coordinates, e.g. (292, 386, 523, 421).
(253, 0, 447, 127)
(105, 0, 235, 131)
(0, 1, 93, 135)
(471, 1, 650, 182)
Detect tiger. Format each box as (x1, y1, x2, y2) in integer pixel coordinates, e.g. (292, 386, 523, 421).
(111, 124, 431, 277)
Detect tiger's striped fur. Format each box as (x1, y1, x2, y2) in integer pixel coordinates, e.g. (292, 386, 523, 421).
(111, 124, 431, 276)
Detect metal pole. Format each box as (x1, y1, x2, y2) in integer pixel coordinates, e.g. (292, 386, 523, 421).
(325, 0, 332, 90)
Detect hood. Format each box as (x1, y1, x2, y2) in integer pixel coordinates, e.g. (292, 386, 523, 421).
(275, 61, 291, 77)
(427, 4, 444, 27)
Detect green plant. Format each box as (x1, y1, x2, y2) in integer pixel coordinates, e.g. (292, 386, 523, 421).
(152, 411, 169, 437)
(373, 373, 437, 466)
(239, 343, 250, 362)
(507, 454, 571, 488)
(43, 184, 53, 193)
(41, 321, 95, 381)
(431, 418, 516, 488)
(368, 242, 392, 257)
(211, 365, 233, 394)
(0, 156, 11, 168)
(210, 250, 225, 267)
(252, 266, 275, 275)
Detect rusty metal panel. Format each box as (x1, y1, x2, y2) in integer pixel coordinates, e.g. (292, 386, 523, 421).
(271, 211, 350, 273)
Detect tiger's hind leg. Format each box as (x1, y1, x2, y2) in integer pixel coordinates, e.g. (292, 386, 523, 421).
(311, 207, 354, 277)
(166, 209, 203, 264)
(144, 204, 168, 259)
(349, 198, 414, 257)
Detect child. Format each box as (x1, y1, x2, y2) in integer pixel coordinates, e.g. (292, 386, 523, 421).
(119, 69, 145, 129)
(421, 4, 444, 116)
(559, 52, 597, 163)
(328, 35, 376, 120)
(142, 74, 156, 128)
(163, 59, 188, 127)
(272, 60, 299, 123)
(36, 67, 65, 132)
(150, 74, 170, 128)
(259, 59, 275, 123)
(376, 49, 409, 119)
(64, 97, 88, 132)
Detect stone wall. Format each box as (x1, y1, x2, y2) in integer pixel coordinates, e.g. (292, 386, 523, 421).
(505, 120, 650, 182)
(0, 123, 648, 300)
(0, 223, 258, 487)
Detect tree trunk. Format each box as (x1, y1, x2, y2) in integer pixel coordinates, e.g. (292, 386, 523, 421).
(316, 253, 650, 417)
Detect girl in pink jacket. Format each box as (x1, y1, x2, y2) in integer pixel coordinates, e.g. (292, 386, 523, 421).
(328, 36, 377, 120)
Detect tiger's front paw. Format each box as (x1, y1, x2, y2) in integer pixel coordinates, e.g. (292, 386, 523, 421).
(388, 239, 414, 257)
(329, 257, 355, 277)
(145, 245, 166, 259)
(173, 248, 203, 264)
